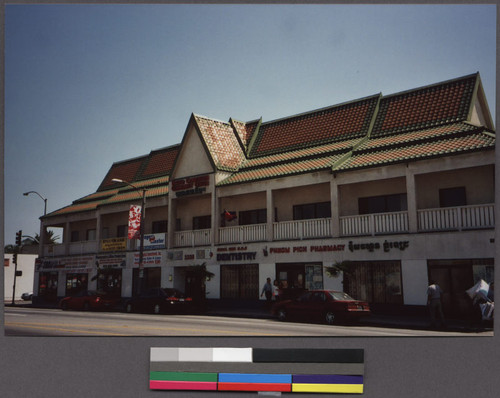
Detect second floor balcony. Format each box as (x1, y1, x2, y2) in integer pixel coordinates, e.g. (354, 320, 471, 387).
(43, 203, 495, 255)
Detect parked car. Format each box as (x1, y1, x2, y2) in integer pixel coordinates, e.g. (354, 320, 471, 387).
(272, 290, 370, 325)
(124, 287, 194, 314)
(59, 290, 120, 311)
(21, 292, 33, 301)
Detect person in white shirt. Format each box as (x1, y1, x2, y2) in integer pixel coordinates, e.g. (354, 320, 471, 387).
(427, 281, 446, 328)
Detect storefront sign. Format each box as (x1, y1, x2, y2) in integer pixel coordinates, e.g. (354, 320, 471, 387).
(144, 233, 166, 249)
(60, 256, 94, 272)
(348, 240, 409, 253)
(101, 237, 127, 252)
(167, 251, 184, 261)
(96, 255, 126, 268)
(217, 252, 257, 261)
(172, 175, 210, 197)
(134, 251, 162, 266)
(268, 245, 346, 255)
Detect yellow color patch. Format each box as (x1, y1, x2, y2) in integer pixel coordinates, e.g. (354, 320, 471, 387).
(292, 383, 364, 394)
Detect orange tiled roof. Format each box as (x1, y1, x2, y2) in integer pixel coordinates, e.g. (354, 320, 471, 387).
(194, 114, 247, 171)
(248, 95, 380, 157)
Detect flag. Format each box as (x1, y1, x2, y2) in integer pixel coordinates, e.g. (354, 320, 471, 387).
(224, 210, 237, 222)
(128, 205, 142, 239)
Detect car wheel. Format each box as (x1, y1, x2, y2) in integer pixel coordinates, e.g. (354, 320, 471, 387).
(277, 309, 287, 321)
(153, 304, 161, 314)
(125, 303, 133, 313)
(61, 301, 69, 311)
(325, 311, 336, 325)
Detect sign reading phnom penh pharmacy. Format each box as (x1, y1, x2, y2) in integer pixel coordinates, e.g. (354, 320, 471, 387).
(172, 175, 210, 197)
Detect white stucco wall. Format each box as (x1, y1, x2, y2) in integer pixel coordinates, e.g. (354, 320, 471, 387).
(4, 254, 38, 300)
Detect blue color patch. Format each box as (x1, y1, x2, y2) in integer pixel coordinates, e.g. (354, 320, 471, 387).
(218, 373, 292, 384)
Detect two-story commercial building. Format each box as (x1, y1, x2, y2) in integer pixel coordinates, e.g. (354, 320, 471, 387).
(35, 73, 495, 319)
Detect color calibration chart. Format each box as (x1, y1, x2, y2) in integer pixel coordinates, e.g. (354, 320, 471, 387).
(150, 347, 364, 394)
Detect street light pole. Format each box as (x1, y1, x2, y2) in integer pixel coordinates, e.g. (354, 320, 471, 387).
(23, 191, 47, 216)
(23, 190, 48, 259)
(112, 179, 147, 295)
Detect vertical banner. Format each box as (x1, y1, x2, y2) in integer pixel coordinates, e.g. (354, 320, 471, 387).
(128, 205, 142, 240)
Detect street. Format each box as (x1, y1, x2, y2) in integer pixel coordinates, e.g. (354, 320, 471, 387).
(4, 307, 492, 337)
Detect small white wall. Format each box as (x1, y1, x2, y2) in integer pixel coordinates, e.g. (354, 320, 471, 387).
(401, 260, 429, 305)
(4, 254, 38, 300)
(205, 265, 220, 299)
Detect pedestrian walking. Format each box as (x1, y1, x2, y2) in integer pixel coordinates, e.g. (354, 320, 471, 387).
(261, 278, 273, 305)
(273, 280, 280, 301)
(427, 281, 446, 329)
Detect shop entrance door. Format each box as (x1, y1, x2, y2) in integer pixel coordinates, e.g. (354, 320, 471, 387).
(428, 261, 474, 319)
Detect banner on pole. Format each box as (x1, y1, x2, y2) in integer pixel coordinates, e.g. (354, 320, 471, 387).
(128, 205, 142, 240)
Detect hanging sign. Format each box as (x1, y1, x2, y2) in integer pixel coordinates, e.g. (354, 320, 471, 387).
(128, 205, 142, 239)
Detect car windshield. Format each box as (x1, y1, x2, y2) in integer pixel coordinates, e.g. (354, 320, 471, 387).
(327, 291, 356, 301)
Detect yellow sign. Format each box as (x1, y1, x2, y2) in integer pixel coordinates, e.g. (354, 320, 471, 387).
(101, 237, 127, 252)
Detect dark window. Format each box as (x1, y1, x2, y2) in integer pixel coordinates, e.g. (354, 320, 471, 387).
(70, 231, 79, 242)
(439, 187, 466, 208)
(293, 202, 331, 220)
(117, 225, 127, 238)
(239, 209, 267, 225)
(152, 220, 167, 233)
(86, 229, 96, 241)
(193, 215, 211, 230)
(358, 193, 407, 214)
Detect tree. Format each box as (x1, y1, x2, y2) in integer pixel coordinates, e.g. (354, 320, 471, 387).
(325, 260, 354, 278)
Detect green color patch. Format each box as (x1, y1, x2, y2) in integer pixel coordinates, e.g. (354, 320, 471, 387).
(150, 371, 218, 382)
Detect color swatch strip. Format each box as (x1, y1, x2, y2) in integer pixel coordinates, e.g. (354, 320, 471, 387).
(150, 347, 364, 394)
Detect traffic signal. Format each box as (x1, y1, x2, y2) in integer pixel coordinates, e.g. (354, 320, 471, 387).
(13, 253, 17, 265)
(15, 230, 22, 246)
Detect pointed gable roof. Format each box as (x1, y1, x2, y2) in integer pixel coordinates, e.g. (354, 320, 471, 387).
(230, 118, 261, 150)
(193, 114, 247, 171)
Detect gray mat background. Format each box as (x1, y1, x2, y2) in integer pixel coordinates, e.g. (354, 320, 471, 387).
(1, 1, 498, 397)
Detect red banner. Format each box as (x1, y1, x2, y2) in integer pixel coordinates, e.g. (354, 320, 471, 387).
(128, 205, 142, 239)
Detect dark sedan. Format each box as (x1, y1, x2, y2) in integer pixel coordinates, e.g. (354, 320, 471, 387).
(60, 290, 120, 311)
(272, 290, 370, 325)
(124, 287, 194, 314)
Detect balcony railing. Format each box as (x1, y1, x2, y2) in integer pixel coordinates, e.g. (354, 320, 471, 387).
(174, 229, 212, 247)
(340, 211, 409, 237)
(43, 204, 495, 252)
(418, 203, 495, 232)
(219, 224, 267, 244)
(273, 218, 331, 241)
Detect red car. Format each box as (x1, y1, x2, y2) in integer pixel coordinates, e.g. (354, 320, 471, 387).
(60, 290, 120, 311)
(272, 290, 370, 325)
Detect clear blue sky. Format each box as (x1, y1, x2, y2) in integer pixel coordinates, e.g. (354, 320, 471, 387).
(3, 3, 496, 245)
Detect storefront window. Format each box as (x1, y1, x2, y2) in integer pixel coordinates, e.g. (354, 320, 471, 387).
(132, 267, 161, 296)
(38, 272, 58, 301)
(344, 261, 403, 305)
(66, 273, 88, 296)
(96, 269, 122, 297)
(293, 202, 331, 220)
(358, 193, 407, 214)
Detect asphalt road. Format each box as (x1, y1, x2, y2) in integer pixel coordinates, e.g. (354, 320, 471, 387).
(4, 307, 491, 337)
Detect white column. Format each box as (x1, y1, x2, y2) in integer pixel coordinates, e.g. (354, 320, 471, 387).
(266, 189, 274, 242)
(405, 167, 418, 233)
(330, 179, 340, 238)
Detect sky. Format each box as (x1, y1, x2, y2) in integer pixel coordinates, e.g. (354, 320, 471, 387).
(3, 3, 497, 246)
